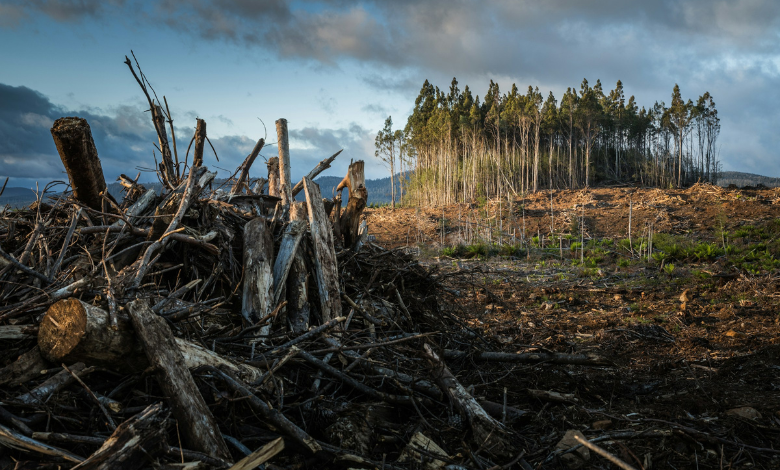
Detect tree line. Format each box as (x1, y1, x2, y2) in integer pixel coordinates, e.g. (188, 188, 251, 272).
(375, 78, 721, 206)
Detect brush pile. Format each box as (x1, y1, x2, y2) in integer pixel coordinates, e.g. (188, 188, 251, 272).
(0, 58, 613, 470)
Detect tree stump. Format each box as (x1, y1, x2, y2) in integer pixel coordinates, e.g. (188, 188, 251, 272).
(337, 160, 367, 249)
(50, 117, 110, 212)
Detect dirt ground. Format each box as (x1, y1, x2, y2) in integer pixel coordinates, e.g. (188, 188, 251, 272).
(365, 183, 780, 469)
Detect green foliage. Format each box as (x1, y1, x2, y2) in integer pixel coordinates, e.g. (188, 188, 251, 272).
(570, 241, 582, 252)
(692, 242, 722, 261)
(663, 263, 675, 276)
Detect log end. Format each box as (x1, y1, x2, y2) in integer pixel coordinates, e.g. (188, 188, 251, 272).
(38, 298, 88, 363)
(51, 116, 89, 135)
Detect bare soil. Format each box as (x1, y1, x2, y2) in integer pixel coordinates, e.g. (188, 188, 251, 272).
(366, 183, 780, 469)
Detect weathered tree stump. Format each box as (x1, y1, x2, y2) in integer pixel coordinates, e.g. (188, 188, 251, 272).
(242, 218, 274, 331)
(303, 178, 342, 324)
(267, 157, 280, 198)
(337, 160, 367, 249)
(50, 117, 110, 211)
(276, 118, 293, 208)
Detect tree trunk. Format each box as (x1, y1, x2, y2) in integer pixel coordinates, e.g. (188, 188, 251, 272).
(302, 177, 342, 324)
(275, 119, 293, 208)
(337, 161, 367, 250)
(192, 119, 206, 167)
(125, 299, 231, 461)
(267, 157, 280, 198)
(50, 117, 110, 212)
(242, 218, 274, 330)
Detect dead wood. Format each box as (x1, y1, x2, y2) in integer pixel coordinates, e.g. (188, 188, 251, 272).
(337, 160, 367, 249)
(71, 402, 169, 470)
(275, 119, 293, 209)
(50, 117, 111, 212)
(242, 218, 274, 328)
(303, 178, 342, 324)
(125, 299, 231, 461)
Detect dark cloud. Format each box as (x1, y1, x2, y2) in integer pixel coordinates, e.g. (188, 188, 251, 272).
(0, 83, 270, 188)
(25, 0, 126, 22)
(361, 103, 392, 117)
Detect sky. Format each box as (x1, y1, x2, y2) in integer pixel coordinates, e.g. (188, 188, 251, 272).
(1, 0, 779, 190)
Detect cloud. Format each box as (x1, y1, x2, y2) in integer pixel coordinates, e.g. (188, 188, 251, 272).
(289, 123, 384, 180)
(361, 103, 392, 116)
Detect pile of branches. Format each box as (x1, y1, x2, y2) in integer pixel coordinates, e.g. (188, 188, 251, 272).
(0, 58, 610, 470)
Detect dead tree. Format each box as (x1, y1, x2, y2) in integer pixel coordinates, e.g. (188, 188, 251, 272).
(276, 118, 293, 209)
(337, 160, 367, 249)
(50, 117, 111, 212)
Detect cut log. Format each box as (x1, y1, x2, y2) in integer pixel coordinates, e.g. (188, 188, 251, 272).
(71, 402, 169, 470)
(302, 178, 342, 324)
(125, 299, 231, 461)
(275, 119, 293, 208)
(337, 160, 367, 249)
(267, 157, 280, 198)
(242, 218, 274, 331)
(38, 298, 263, 382)
(50, 117, 110, 212)
(422, 343, 513, 458)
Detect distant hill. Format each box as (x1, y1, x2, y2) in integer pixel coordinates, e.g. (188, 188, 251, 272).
(717, 171, 780, 188)
(1, 174, 399, 208)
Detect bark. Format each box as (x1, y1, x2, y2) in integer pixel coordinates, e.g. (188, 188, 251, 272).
(275, 119, 293, 208)
(71, 403, 169, 470)
(125, 299, 231, 461)
(286, 247, 310, 334)
(192, 119, 207, 167)
(50, 117, 110, 212)
(302, 178, 342, 324)
(272, 218, 306, 307)
(267, 157, 280, 198)
(38, 298, 263, 382)
(153, 105, 176, 188)
(242, 218, 274, 330)
(337, 160, 367, 249)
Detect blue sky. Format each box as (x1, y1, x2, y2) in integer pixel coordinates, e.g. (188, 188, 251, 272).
(2, 0, 779, 189)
